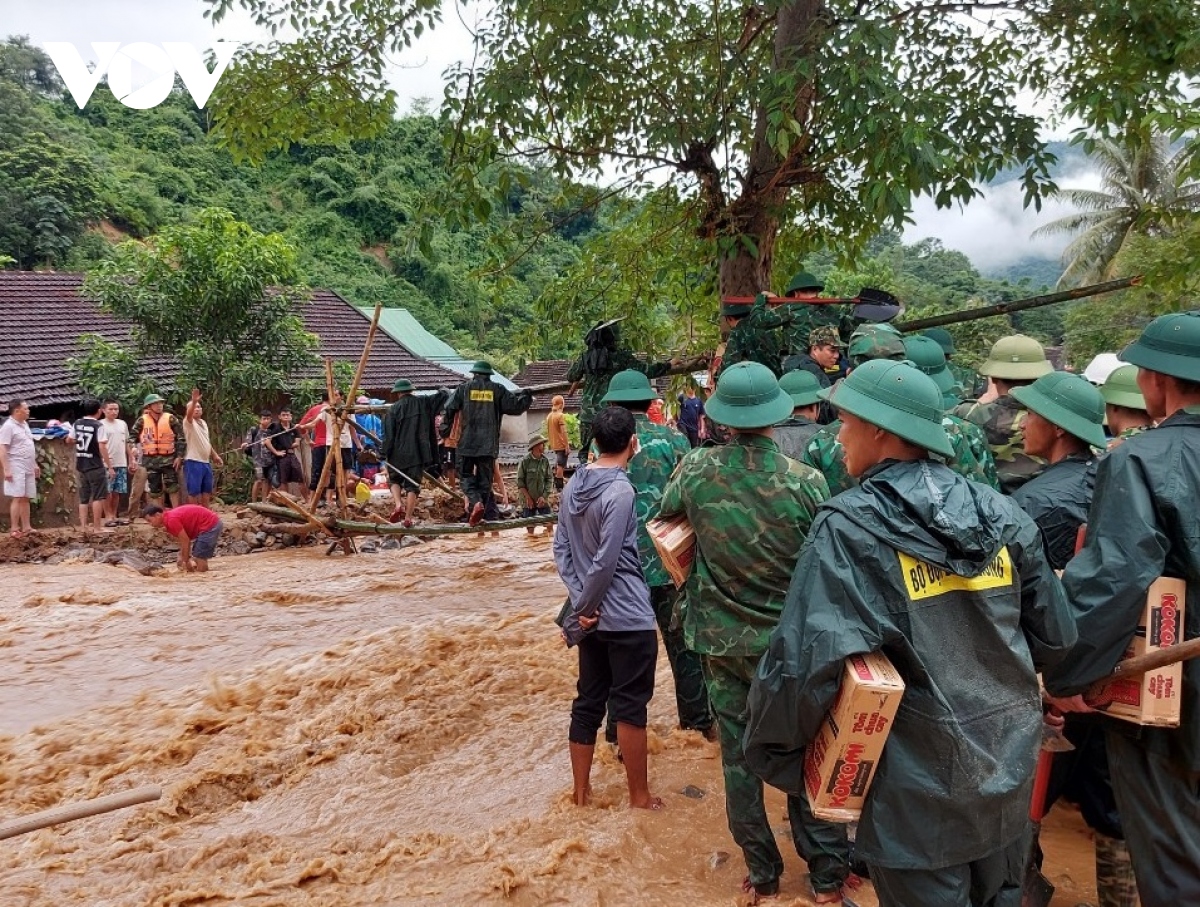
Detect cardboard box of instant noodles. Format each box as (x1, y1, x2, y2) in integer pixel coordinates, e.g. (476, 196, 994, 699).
(646, 514, 696, 589)
(804, 651, 905, 823)
(1094, 577, 1186, 728)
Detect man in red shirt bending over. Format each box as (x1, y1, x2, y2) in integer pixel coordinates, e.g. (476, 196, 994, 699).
(142, 504, 224, 572)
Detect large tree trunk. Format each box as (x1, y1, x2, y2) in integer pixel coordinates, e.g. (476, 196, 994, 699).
(707, 0, 826, 299)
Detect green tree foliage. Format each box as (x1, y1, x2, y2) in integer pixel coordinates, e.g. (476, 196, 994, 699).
(0, 134, 104, 267)
(1063, 214, 1200, 365)
(82, 208, 319, 439)
(64, 335, 158, 413)
(205, 0, 1200, 300)
(1034, 132, 1200, 286)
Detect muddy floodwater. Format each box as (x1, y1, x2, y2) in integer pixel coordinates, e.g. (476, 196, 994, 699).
(0, 536, 1098, 905)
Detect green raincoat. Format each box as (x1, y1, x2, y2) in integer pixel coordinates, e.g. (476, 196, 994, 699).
(745, 459, 1075, 870)
(1045, 410, 1200, 772)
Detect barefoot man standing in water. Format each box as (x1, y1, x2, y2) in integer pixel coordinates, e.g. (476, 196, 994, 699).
(554, 406, 663, 811)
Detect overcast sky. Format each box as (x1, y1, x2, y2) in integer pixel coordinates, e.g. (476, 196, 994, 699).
(5, 0, 1085, 271)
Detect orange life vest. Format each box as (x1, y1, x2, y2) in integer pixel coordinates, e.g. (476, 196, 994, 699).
(139, 412, 175, 457)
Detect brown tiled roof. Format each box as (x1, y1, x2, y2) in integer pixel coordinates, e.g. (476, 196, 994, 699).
(511, 357, 672, 411)
(510, 359, 580, 410)
(0, 271, 464, 410)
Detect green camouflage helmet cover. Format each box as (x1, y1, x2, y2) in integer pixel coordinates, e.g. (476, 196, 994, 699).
(848, 323, 906, 364)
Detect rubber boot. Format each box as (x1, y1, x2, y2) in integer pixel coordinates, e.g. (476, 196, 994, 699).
(1094, 833, 1139, 907)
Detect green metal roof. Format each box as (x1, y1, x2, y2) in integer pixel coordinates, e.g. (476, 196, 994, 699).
(357, 306, 517, 389)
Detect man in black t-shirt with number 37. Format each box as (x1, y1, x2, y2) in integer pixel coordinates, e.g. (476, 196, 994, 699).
(69, 398, 115, 533)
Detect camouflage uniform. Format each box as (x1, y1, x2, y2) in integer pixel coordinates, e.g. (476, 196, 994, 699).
(801, 421, 853, 495)
(659, 435, 848, 896)
(718, 294, 790, 378)
(948, 361, 982, 399)
(954, 395, 1046, 494)
(566, 350, 670, 461)
(1107, 424, 1150, 450)
(783, 305, 855, 362)
(625, 415, 711, 734)
(803, 417, 1001, 496)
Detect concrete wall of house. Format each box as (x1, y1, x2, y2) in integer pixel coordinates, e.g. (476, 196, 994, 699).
(1, 438, 80, 528)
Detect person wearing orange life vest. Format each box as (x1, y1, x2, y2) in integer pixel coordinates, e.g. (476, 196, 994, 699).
(136, 393, 185, 508)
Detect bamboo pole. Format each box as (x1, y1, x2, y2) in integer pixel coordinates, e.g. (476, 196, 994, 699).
(268, 490, 333, 534)
(0, 786, 161, 840)
(333, 514, 557, 535)
(894, 276, 1142, 332)
(335, 303, 384, 520)
(307, 358, 337, 510)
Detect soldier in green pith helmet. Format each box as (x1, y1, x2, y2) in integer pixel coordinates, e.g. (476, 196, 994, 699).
(565, 318, 674, 466)
(1099, 364, 1154, 449)
(717, 294, 791, 379)
(659, 362, 849, 905)
(1044, 311, 1200, 907)
(747, 359, 1074, 907)
(954, 334, 1053, 494)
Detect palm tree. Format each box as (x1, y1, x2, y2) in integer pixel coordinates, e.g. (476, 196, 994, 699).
(1034, 133, 1200, 287)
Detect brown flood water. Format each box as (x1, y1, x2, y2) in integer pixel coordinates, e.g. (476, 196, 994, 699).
(0, 535, 1097, 905)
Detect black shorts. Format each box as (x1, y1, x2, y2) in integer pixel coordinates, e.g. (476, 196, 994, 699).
(78, 468, 108, 505)
(308, 445, 327, 491)
(277, 453, 303, 485)
(554, 449, 569, 468)
(569, 629, 658, 745)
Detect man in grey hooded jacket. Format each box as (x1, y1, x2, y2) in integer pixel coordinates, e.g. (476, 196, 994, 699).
(554, 405, 662, 811)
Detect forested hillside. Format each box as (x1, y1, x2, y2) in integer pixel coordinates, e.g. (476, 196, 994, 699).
(0, 35, 1082, 372)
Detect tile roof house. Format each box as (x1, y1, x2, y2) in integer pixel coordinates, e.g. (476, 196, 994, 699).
(0, 271, 465, 413)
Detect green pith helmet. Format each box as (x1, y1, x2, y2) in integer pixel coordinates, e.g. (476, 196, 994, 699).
(977, 334, 1053, 380)
(527, 433, 548, 450)
(848, 323, 906, 364)
(809, 325, 846, 349)
(706, 362, 795, 429)
(470, 360, 495, 375)
(1120, 311, 1200, 383)
(785, 270, 824, 295)
(1010, 371, 1107, 450)
(143, 393, 165, 406)
(903, 335, 960, 406)
(820, 359, 954, 457)
(392, 378, 414, 393)
(778, 369, 825, 407)
(601, 369, 656, 403)
(1100, 365, 1146, 411)
(923, 327, 957, 357)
